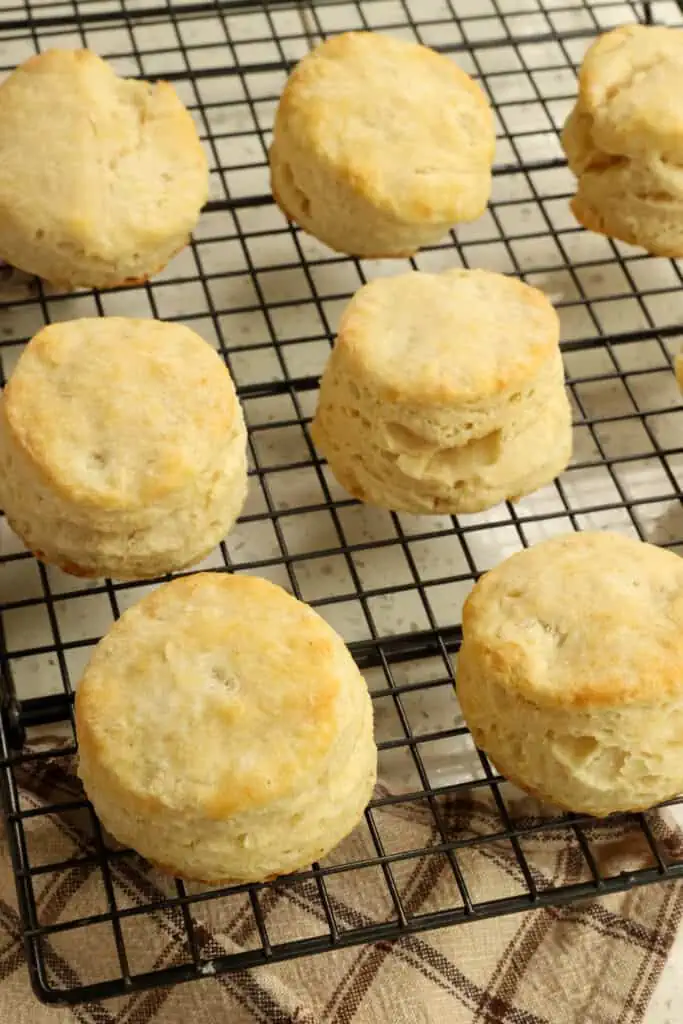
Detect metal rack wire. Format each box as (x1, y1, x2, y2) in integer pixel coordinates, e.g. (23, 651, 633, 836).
(0, 0, 682, 1006)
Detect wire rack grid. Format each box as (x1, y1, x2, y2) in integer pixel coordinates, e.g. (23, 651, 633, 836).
(0, 0, 682, 1007)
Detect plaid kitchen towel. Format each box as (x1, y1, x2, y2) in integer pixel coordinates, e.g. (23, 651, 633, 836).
(0, 749, 681, 1024)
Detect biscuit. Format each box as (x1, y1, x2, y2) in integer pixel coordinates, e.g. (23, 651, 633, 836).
(562, 25, 683, 256)
(0, 318, 247, 579)
(457, 531, 683, 816)
(0, 49, 208, 289)
(270, 32, 495, 257)
(311, 269, 572, 514)
(75, 572, 377, 883)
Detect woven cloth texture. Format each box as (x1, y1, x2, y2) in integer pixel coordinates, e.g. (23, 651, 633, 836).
(1, 742, 681, 1024)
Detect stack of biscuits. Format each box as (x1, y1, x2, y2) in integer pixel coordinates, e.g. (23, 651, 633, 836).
(0, 19, 682, 885)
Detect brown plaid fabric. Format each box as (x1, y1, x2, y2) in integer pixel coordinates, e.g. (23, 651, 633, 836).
(0, 748, 681, 1024)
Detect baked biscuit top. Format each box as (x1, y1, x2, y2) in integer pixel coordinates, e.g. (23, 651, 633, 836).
(462, 531, 683, 707)
(0, 49, 208, 263)
(275, 32, 495, 223)
(4, 318, 240, 510)
(76, 573, 361, 817)
(334, 269, 559, 405)
(577, 25, 683, 159)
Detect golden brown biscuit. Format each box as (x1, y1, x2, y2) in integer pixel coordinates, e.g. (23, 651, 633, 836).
(457, 530, 683, 815)
(562, 25, 683, 256)
(312, 269, 572, 514)
(270, 32, 495, 257)
(0, 318, 247, 578)
(76, 572, 377, 882)
(0, 49, 208, 288)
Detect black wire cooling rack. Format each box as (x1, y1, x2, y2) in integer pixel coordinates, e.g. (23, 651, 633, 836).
(1, 0, 683, 1007)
